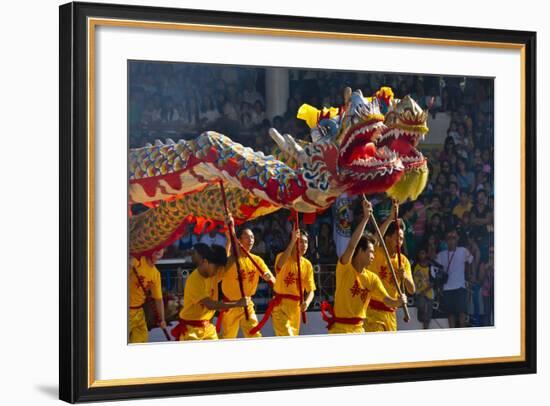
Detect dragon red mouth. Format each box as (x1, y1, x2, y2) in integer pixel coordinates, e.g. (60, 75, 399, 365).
(344, 146, 404, 195)
(337, 121, 404, 195)
(339, 121, 387, 169)
(376, 128, 426, 169)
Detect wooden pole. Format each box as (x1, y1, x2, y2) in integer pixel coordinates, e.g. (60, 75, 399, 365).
(219, 181, 249, 320)
(393, 201, 410, 322)
(294, 211, 307, 324)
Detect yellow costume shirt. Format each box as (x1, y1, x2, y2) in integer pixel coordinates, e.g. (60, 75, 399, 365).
(221, 254, 273, 300)
(129, 256, 163, 307)
(368, 246, 412, 299)
(365, 246, 412, 332)
(179, 269, 220, 321)
(273, 253, 315, 296)
(333, 260, 388, 320)
(128, 256, 163, 343)
(271, 253, 316, 336)
(219, 254, 273, 339)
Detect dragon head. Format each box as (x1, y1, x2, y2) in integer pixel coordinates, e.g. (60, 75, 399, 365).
(335, 90, 404, 195)
(289, 89, 403, 208)
(374, 93, 430, 203)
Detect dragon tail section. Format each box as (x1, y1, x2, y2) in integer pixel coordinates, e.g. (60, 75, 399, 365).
(129, 184, 279, 256)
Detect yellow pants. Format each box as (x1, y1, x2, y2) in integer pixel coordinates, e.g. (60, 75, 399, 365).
(129, 308, 148, 343)
(179, 323, 218, 341)
(328, 322, 365, 334)
(271, 299, 301, 336)
(364, 309, 397, 332)
(220, 303, 261, 339)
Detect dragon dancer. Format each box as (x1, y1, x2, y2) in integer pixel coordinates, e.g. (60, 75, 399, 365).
(129, 248, 166, 344)
(171, 244, 251, 341)
(269, 228, 316, 336)
(218, 223, 276, 339)
(365, 202, 416, 332)
(322, 199, 407, 334)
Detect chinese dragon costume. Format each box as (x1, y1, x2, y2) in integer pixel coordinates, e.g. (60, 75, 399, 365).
(129, 87, 429, 257)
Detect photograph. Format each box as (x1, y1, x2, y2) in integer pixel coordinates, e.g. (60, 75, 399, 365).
(127, 61, 496, 343)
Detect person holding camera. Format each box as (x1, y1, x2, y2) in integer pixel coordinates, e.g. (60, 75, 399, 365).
(436, 229, 473, 328)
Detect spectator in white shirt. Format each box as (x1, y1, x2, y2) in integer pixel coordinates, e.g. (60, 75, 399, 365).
(436, 229, 473, 328)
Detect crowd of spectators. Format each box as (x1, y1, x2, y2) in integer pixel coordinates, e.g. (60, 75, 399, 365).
(130, 61, 494, 327)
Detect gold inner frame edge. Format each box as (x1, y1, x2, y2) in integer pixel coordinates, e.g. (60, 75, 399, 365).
(86, 17, 527, 388)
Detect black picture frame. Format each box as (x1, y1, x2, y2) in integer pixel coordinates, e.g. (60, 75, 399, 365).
(59, 1, 536, 403)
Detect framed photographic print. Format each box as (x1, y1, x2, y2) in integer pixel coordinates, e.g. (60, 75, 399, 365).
(59, 1, 536, 403)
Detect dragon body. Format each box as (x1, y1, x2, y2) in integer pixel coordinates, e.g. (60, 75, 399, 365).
(129, 88, 429, 256)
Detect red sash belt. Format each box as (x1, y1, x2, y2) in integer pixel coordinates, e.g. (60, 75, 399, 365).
(129, 304, 143, 310)
(368, 299, 396, 313)
(320, 301, 364, 330)
(248, 293, 301, 335)
(170, 319, 211, 339)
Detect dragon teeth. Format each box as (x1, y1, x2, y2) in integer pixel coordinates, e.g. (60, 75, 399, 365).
(343, 126, 370, 153)
(376, 146, 397, 162)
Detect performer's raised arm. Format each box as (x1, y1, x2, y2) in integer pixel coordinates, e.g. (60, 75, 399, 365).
(375, 200, 398, 246)
(275, 227, 299, 272)
(340, 199, 373, 265)
(224, 213, 239, 269)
